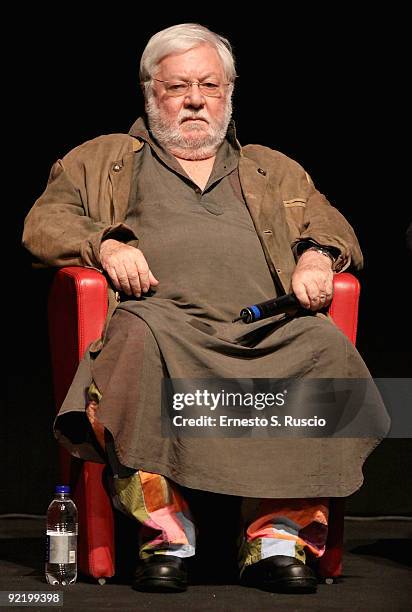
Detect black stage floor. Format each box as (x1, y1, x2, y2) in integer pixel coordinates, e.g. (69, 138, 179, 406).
(1, 517, 411, 611)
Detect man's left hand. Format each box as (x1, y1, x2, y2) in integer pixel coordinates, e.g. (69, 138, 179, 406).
(291, 250, 334, 311)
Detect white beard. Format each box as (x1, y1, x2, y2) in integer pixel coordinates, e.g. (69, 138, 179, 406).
(145, 93, 233, 160)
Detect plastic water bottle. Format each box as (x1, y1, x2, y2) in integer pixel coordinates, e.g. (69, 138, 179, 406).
(45, 485, 78, 585)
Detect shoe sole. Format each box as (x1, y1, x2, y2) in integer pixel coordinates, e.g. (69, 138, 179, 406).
(251, 577, 317, 594)
(133, 577, 187, 593)
(241, 572, 317, 594)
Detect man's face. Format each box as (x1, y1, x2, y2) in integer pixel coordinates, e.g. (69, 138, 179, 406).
(145, 44, 232, 160)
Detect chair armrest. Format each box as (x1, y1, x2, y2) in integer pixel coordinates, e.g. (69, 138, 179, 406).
(330, 272, 360, 345)
(48, 266, 108, 408)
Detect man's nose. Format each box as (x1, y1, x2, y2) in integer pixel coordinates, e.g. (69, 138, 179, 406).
(183, 83, 205, 107)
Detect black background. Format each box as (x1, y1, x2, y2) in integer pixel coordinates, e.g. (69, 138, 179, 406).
(6, 10, 411, 514)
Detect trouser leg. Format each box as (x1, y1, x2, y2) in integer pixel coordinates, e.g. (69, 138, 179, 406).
(111, 468, 196, 560)
(239, 497, 329, 574)
(84, 383, 196, 560)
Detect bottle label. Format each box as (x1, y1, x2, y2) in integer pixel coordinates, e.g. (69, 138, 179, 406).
(47, 533, 77, 564)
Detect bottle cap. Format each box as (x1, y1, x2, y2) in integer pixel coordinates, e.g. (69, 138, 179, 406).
(55, 485, 70, 494)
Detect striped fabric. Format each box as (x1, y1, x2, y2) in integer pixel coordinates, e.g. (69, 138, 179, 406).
(238, 497, 329, 573)
(113, 470, 196, 559)
(113, 469, 329, 570)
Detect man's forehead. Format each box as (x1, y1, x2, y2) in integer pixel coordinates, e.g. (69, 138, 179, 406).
(155, 44, 224, 78)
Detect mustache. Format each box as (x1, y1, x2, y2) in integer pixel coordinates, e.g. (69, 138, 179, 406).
(179, 112, 209, 124)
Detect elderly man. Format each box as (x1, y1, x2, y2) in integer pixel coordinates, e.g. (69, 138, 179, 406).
(23, 24, 388, 595)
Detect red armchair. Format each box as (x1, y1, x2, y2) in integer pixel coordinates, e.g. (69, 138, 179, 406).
(48, 267, 360, 583)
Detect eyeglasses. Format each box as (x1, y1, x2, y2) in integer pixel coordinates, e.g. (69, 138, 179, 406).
(151, 78, 230, 97)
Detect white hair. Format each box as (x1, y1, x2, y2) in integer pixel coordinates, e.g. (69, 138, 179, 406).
(140, 23, 237, 95)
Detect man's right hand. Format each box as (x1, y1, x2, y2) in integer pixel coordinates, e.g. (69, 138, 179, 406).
(99, 239, 159, 297)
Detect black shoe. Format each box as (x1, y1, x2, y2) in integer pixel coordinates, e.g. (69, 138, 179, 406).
(240, 555, 317, 594)
(132, 554, 188, 593)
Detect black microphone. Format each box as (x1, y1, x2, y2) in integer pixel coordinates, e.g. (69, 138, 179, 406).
(232, 293, 300, 324)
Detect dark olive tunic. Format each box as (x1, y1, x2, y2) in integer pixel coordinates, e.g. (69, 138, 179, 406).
(55, 121, 389, 498)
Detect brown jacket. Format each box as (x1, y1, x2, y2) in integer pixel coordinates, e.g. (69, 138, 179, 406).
(23, 119, 363, 321)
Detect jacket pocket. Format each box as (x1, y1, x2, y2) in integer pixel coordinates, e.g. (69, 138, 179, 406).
(283, 199, 307, 242)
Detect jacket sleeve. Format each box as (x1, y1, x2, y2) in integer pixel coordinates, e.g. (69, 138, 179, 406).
(22, 157, 138, 268)
(282, 164, 363, 272)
